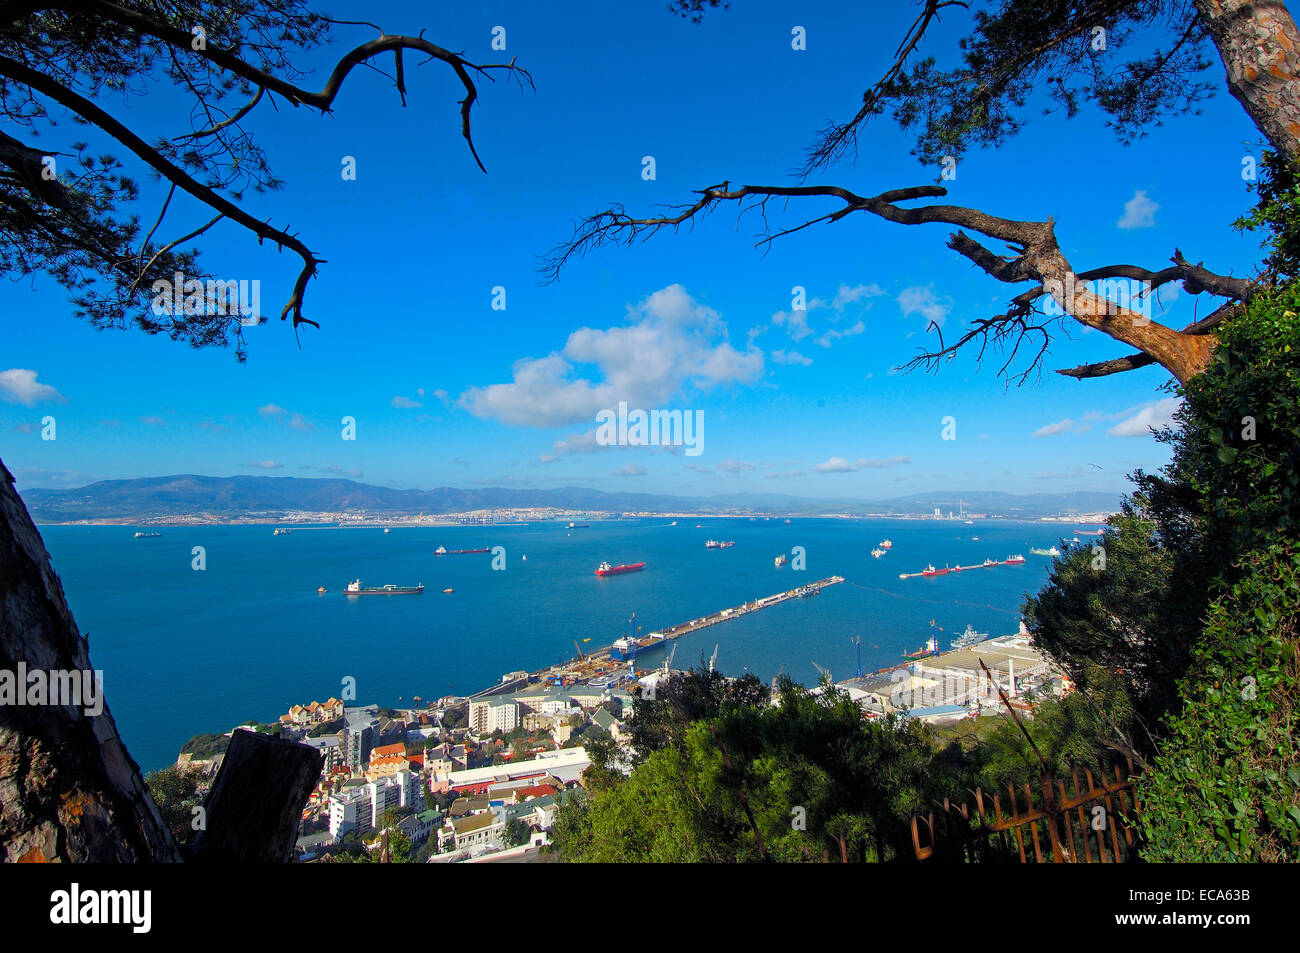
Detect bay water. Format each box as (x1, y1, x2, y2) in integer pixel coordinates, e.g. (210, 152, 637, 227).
(38, 517, 1070, 771)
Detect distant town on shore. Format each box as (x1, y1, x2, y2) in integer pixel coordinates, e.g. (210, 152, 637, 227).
(19, 474, 1121, 525)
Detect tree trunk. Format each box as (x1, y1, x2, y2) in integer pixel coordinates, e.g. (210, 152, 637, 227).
(0, 458, 182, 862)
(1197, 0, 1300, 165)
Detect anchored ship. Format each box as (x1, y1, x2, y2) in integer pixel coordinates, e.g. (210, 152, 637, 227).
(344, 579, 424, 595)
(878, 539, 893, 549)
(1004, 554, 1027, 565)
(133, 531, 162, 538)
(273, 528, 292, 536)
(435, 546, 491, 555)
(921, 563, 950, 577)
(950, 624, 990, 650)
(595, 561, 645, 576)
(1030, 546, 1061, 557)
(774, 554, 789, 568)
(705, 539, 735, 548)
(871, 547, 885, 558)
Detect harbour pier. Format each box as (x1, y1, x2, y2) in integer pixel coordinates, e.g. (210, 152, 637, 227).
(498, 575, 846, 691)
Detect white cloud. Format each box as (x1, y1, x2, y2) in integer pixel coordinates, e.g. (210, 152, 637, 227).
(716, 457, 755, 474)
(832, 283, 884, 309)
(392, 395, 423, 408)
(814, 455, 909, 473)
(258, 403, 314, 431)
(551, 430, 601, 456)
(0, 369, 65, 406)
(772, 283, 882, 347)
(770, 349, 813, 366)
(897, 285, 951, 328)
(771, 308, 813, 342)
(1033, 419, 1075, 438)
(245, 460, 283, 469)
(460, 284, 762, 428)
(1108, 397, 1182, 437)
(1118, 190, 1159, 230)
(816, 320, 865, 348)
(613, 463, 646, 476)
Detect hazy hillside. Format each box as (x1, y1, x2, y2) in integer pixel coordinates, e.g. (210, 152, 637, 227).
(17, 475, 1122, 522)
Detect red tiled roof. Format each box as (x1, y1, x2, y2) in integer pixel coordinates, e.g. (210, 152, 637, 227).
(514, 784, 559, 801)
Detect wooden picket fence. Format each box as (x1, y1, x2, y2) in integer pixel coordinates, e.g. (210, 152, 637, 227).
(909, 759, 1143, 863)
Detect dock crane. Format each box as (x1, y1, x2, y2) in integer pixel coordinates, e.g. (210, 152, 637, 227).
(811, 660, 831, 683)
(573, 640, 584, 662)
(663, 643, 677, 675)
(708, 643, 719, 673)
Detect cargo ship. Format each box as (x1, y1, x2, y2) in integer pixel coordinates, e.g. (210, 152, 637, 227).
(921, 564, 950, 577)
(774, 554, 788, 568)
(871, 548, 884, 558)
(878, 539, 893, 549)
(902, 634, 941, 660)
(595, 561, 645, 576)
(705, 539, 735, 548)
(133, 531, 162, 538)
(434, 546, 491, 555)
(610, 612, 666, 661)
(1030, 546, 1061, 557)
(568, 522, 589, 529)
(344, 579, 423, 595)
(1004, 554, 1026, 565)
(273, 528, 292, 536)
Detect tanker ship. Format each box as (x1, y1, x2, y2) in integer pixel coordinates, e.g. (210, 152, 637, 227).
(595, 560, 646, 576)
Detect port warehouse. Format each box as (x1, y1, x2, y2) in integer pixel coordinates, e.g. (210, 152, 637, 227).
(464, 632, 1057, 742)
(840, 634, 1060, 720)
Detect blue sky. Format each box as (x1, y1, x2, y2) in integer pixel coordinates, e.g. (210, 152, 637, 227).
(0, 1, 1271, 501)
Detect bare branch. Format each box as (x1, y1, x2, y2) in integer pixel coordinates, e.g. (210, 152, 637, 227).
(544, 179, 1252, 383)
(83, 0, 534, 174)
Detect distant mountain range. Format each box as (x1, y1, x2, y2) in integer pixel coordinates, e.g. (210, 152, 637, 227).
(17, 474, 1123, 522)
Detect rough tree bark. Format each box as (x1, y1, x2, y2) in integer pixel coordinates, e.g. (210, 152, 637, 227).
(1196, 0, 1300, 164)
(188, 729, 322, 863)
(0, 458, 183, 862)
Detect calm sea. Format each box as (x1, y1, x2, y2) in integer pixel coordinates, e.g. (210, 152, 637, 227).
(37, 518, 1071, 771)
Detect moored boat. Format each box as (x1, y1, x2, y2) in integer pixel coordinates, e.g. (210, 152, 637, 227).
(950, 624, 989, 650)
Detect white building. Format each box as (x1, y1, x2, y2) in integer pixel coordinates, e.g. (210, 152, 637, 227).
(469, 698, 520, 735)
(327, 770, 423, 839)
